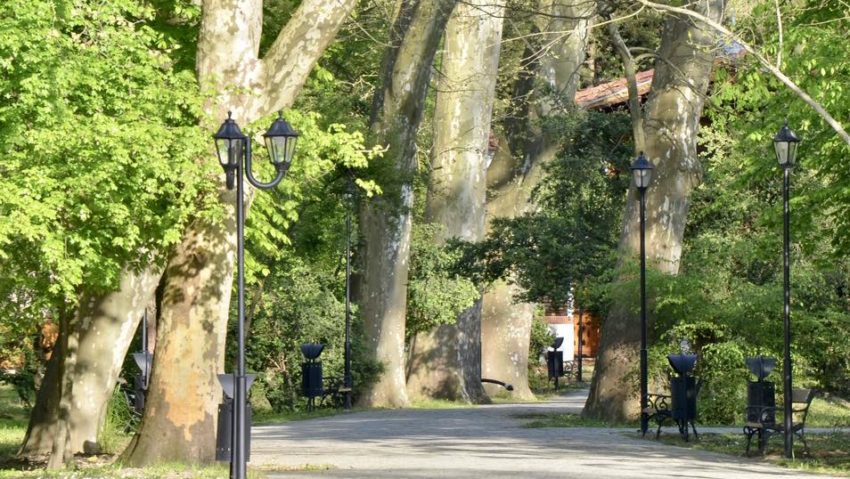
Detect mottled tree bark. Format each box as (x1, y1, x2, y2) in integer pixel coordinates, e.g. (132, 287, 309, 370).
(123, 0, 357, 465)
(482, 0, 592, 400)
(583, 0, 726, 422)
(357, 0, 457, 408)
(406, 0, 505, 404)
(19, 268, 160, 462)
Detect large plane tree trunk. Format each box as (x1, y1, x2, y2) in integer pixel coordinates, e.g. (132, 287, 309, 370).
(482, 0, 592, 399)
(357, 0, 457, 408)
(583, 0, 726, 422)
(122, 0, 357, 465)
(20, 267, 160, 463)
(405, 0, 505, 404)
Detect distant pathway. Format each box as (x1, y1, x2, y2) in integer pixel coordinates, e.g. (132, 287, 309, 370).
(252, 389, 839, 478)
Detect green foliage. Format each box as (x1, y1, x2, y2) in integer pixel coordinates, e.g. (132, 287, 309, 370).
(227, 106, 384, 412)
(232, 255, 380, 412)
(0, 0, 211, 373)
(242, 110, 382, 285)
(526, 315, 554, 391)
(406, 224, 480, 337)
(528, 315, 554, 362)
(98, 387, 134, 454)
(638, 66, 850, 421)
(708, 0, 850, 255)
(453, 111, 631, 307)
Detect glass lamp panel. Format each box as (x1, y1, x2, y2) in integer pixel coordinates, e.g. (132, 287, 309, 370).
(215, 138, 230, 167)
(264, 136, 277, 164)
(787, 141, 798, 166)
(640, 168, 652, 188)
(266, 136, 286, 165)
(633, 168, 651, 189)
(284, 136, 297, 166)
(229, 139, 244, 166)
(774, 141, 789, 166)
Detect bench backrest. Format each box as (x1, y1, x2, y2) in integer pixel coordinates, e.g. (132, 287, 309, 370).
(791, 388, 815, 424)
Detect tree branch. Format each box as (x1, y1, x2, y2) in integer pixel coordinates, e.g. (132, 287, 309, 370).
(636, 0, 850, 147)
(257, 0, 358, 118)
(606, 16, 645, 153)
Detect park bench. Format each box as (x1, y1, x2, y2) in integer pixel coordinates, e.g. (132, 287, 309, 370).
(320, 376, 351, 408)
(743, 387, 815, 456)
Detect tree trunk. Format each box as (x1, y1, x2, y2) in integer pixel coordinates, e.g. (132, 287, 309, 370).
(46, 310, 76, 469)
(583, 0, 726, 422)
(482, 0, 592, 399)
(405, 0, 505, 404)
(356, 0, 457, 409)
(481, 281, 535, 399)
(121, 217, 236, 465)
(124, 0, 356, 465)
(68, 267, 161, 455)
(19, 268, 161, 462)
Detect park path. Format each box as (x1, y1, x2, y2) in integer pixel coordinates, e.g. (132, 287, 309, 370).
(252, 389, 838, 479)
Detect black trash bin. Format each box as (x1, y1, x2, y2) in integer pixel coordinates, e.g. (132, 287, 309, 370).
(745, 356, 777, 424)
(215, 397, 253, 461)
(668, 353, 699, 441)
(215, 374, 254, 462)
(301, 343, 325, 411)
(547, 337, 565, 389)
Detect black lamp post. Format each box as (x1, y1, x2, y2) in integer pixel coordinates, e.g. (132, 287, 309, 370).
(213, 111, 298, 479)
(576, 308, 583, 383)
(343, 179, 354, 410)
(631, 151, 653, 437)
(774, 120, 800, 459)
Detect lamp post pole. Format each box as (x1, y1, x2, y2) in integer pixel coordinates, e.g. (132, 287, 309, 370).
(214, 112, 298, 479)
(577, 309, 583, 383)
(782, 162, 792, 459)
(773, 120, 799, 459)
(233, 138, 249, 479)
(630, 152, 653, 438)
(639, 184, 648, 437)
(344, 179, 353, 411)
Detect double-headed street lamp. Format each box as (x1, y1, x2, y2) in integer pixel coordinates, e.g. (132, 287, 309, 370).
(631, 151, 653, 437)
(774, 121, 800, 459)
(214, 111, 298, 479)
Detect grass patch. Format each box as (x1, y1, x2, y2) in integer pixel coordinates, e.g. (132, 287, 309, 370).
(0, 384, 27, 465)
(516, 412, 634, 428)
(409, 398, 474, 410)
(257, 463, 335, 472)
(489, 395, 543, 405)
(253, 407, 342, 425)
(809, 395, 850, 428)
(657, 432, 850, 476)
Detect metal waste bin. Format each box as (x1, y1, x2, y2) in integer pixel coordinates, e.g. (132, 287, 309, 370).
(215, 374, 255, 462)
(547, 337, 565, 389)
(301, 343, 325, 410)
(668, 353, 698, 441)
(746, 356, 777, 424)
(215, 397, 253, 461)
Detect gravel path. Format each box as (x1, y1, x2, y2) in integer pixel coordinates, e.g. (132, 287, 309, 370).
(252, 389, 841, 478)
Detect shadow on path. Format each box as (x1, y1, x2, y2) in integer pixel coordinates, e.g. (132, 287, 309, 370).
(253, 389, 838, 479)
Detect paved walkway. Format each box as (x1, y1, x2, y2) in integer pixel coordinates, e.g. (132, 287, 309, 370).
(252, 389, 840, 478)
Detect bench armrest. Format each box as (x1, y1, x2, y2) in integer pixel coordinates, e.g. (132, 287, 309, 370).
(745, 405, 777, 425)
